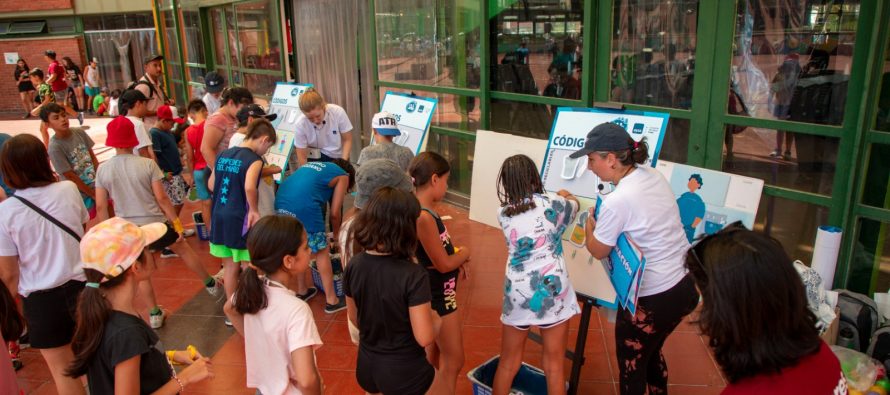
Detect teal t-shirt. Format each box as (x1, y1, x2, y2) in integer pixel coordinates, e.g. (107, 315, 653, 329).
(275, 162, 345, 233)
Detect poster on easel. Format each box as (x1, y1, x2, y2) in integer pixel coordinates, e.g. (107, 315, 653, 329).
(378, 92, 437, 154)
(266, 82, 312, 181)
(541, 107, 669, 309)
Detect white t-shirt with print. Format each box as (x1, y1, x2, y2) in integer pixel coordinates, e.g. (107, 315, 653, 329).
(244, 284, 322, 395)
(593, 165, 690, 297)
(0, 181, 88, 297)
(126, 115, 152, 151)
(293, 104, 353, 159)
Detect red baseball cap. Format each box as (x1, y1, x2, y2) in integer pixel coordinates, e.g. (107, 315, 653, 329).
(157, 105, 185, 124)
(105, 116, 138, 148)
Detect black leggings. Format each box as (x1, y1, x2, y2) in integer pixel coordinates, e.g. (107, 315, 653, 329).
(615, 275, 699, 395)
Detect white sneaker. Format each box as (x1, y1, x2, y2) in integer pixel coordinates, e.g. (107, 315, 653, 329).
(149, 309, 166, 329)
(183, 229, 196, 237)
(224, 317, 233, 327)
(206, 280, 224, 300)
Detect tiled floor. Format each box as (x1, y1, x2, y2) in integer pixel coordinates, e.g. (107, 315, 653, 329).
(14, 201, 726, 394)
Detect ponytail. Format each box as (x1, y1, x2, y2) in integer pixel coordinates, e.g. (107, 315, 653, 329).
(66, 268, 127, 377)
(233, 215, 306, 315)
(600, 137, 649, 167)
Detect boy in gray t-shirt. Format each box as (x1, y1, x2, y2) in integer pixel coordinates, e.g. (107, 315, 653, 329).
(357, 111, 414, 171)
(43, 103, 98, 216)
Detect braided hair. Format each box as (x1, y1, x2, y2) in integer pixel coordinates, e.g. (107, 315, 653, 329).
(497, 154, 544, 217)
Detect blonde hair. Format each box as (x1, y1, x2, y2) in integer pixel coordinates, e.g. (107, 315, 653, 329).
(298, 88, 326, 113)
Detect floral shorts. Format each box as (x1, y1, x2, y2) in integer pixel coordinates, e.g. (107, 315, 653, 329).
(308, 231, 329, 254)
(162, 174, 188, 206)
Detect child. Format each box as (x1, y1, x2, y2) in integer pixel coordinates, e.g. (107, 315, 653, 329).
(230, 104, 280, 217)
(275, 158, 355, 311)
(209, 118, 277, 318)
(344, 187, 436, 395)
(150, 105, 196, 254)
(43, 103, 99, 219)
(96, 116, 222, 329)
(186, 99, 213, 232)
(65, 217, 213, 393)
(108, 88, 121, 117)
(357, 111, 414, 171)
(224, 215, 323, 395)
(120, 89, 156, 160)
(491, 154, 581, 395)
(92, 87, 108, 116)
(30, 68, 76, 147)
(409, 151, 471, 394)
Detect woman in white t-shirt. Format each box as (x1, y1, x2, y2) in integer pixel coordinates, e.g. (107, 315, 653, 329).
(571, 123, 699, 395)
(0, 134, 88, 395)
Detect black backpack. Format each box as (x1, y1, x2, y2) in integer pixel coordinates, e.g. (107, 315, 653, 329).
(127, 75, 158, 99)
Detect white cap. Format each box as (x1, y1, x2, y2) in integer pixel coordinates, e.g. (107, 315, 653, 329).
(371, 112, 400, 136)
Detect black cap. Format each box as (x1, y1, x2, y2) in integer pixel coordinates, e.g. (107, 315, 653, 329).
(143, 53, 164, 65)
(236, 104, 277, 124)
(569, 122, 633, 158)
(120, 89, 148, 104)
(204, 71, 225, 93)
(44, 50, 56, 57)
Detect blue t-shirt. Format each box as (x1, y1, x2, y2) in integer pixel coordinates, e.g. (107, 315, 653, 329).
(210, 147, 262, 249)
(149, 128, 183, 175)
(0, 134, 12, 196)
(275, 162, 345, 233)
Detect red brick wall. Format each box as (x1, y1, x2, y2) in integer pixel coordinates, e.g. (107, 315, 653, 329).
(0, 36, 85, 113)
(0, 0, 72, 13)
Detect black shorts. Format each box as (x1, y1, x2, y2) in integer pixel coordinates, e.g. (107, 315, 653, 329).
(356, 347, 434, 395)
(17, 83, 34, 93)
(427, 267, 459, 316)
(147, 223, 178, 252)
(22, 280, 83, 349)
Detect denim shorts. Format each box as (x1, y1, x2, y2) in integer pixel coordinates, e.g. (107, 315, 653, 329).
(193, 168, 212, 200)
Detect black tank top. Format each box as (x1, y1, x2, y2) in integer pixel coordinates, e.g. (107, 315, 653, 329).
(415, 208, 455, 270)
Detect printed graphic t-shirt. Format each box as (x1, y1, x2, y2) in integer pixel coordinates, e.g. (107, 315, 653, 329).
(497, 193, 581, 326)
(275, 162, 345, 233)
(721, 341, 846, 395)
(210, 147, 262, 249)
(87, 311, 171, 395)
(48, 127, 96, 192)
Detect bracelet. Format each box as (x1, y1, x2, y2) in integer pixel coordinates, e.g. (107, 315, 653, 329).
(172, 375, 184, 392)
(172, 218, 184, 234)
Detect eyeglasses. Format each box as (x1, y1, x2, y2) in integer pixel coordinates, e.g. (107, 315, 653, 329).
(686, 221, 748, 287)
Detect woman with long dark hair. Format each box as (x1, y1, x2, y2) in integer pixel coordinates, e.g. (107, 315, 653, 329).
(62, 57, 85, 111)
(574, 122, 699, 394)
(0, 134, 87, 395)
(14, 58, 36, 118)
(686, 224, 846, 393)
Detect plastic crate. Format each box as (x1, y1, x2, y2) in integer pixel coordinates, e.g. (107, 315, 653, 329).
(191, 211, 210, 241)
(467, 356, 552, 395)
(310, 255, 344, 297)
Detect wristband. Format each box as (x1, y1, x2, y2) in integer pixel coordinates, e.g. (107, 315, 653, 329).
(172, 218, 184, 234)
(187, 345, 198, 360)
(166, 350, 178, 364)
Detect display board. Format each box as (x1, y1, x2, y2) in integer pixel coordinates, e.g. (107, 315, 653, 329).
(378, 92, 437, 154)
(468, 130, 549, 228)
(541, 107, 669, 199)
(655, 161, 764, 242)
(266, 82, 312, 181)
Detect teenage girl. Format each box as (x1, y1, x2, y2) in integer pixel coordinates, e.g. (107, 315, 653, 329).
(492, 155, 581, 395)
(66, 217, 213, 394)
(575, 122, 699, 394)
(344, 187, 436, 395)
(224, 215, 323, 395)
(209, 119, 277, 311)
(409, 152, 471, 394)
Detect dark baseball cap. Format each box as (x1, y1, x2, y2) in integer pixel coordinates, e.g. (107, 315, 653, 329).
(569, 122, 633, 158)
(120, 89, 148, 104)
(143, 53, 164, 65)
(236, 104, 277, 124)
(204, 71, 225, 93)
(44, 50, 56, 57)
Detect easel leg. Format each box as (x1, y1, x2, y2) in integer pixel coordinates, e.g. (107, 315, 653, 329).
(568, 298, 595, 395)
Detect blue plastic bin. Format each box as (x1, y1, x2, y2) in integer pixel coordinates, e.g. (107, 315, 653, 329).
(467, 356, 554, 395)
(310, 255, 344, 297)
(192, 211, 210, 241)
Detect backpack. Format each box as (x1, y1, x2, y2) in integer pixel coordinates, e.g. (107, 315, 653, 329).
(836, 290, 880, 352)
(867, 326, 890, 372)
(127, 75, 158, 99)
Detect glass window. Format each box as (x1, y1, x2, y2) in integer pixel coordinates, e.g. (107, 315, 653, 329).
(728, 0, 859, 125)
(235, 0, 282, 71)
(755, 195, 829, 264)
(489, 98, 555, 139)
(849, 218, 890, 294)
(860, 144, 890, 209)
(375, 0, 482, 88)
(660, 118, 690, 164)
(379, 87, 480, 131)
(875, 37, 890, 131)
(425, 131, 475, 195)
(160, 10, 180, 65)
(491, 0, 584, 99)
(180, 9, 206, 65)
(225, 7, 240, 68)
(210, 9, 229, 68)
(610, 0, 699, 109)
(722, 124, 838, 195)
(242, 73, 280, 97)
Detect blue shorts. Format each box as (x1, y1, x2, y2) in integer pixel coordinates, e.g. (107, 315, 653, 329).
(193, 168, 211, 200)
(308, 232, 328, 254)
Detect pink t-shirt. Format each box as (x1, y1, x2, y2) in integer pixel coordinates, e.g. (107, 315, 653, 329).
(243, 284, 322, 395)
(205, 111, 238, 156)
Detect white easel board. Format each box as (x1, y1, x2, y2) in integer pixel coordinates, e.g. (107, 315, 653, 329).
(378, 92, 437, 154)
(266, 82, 312, 181)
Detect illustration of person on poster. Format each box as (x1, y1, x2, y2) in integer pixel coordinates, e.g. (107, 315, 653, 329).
(676, 174, 706, 242)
